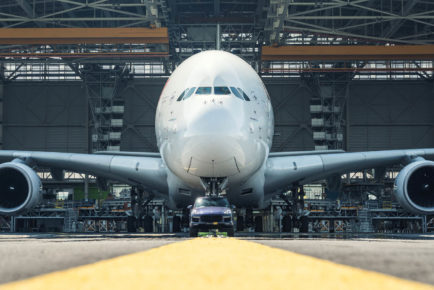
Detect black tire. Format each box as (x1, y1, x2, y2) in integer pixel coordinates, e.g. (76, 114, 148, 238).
(300, 216, 309, 233)
(144, 216, 153, 232)
(127, 216, 137, 233)
(189, 228, 198, 237)
(254, 216, 263, 232)
(236, 216, 244, 231)
(328, 219, 334, 233)
(173, 216, 181, 232)
(282, 215, 292, 232)
(227, 228, 235, 237)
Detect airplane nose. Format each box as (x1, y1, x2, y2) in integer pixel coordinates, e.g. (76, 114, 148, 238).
(181, 107, 246, 177)
(185, 106, 241, 136)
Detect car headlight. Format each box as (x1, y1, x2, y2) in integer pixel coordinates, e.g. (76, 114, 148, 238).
(224, 209, 232, 215)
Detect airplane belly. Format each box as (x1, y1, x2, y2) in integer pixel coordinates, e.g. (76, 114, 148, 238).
(187, 156, 240, 177)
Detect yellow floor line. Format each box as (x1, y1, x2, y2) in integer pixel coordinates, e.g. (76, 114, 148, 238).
(2, 238, 433, 290)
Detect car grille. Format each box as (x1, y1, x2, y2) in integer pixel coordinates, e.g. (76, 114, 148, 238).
(200, 215, 222, 222)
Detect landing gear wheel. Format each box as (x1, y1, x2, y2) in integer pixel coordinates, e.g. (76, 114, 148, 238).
(300, 216, 309, 233)
(144, 215, 153, 232)
(227, 228, 234, 237)
(254, 216, 263, 232)
(127, 216, 137, 233)
(173, 216, 181, 232)
(236, 216, 244, 231)
(189, 228, 198, 237)
(282, 215, 292, 232)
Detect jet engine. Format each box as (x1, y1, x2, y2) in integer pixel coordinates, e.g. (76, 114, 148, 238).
(0, 161, 42, 215)
(394, 160, 434, 215)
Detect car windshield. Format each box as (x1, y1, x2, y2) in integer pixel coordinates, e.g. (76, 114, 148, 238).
(194, 197, 230, 208)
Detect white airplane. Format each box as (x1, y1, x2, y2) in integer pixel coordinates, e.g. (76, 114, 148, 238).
(0, 50, 433, 216)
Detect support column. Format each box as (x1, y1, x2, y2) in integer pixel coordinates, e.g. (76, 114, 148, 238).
(84, 174, 89, 202)
(10, 216, 15, 232)
(216, 23, 221, 50)
(0, 74, 3, 150)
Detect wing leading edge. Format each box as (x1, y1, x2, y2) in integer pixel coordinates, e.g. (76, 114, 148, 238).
(264, 148, 434, 195)
(0, 150, 168, 195)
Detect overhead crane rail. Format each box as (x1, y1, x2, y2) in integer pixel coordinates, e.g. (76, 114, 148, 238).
(262, 45, 434, 61)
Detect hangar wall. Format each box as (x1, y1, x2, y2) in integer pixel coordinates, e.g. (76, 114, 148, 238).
(121, 80, 165, 152)
(348, 81, 434, 151)
(3, 82, 88, 153)
(2, 80, 433, 153)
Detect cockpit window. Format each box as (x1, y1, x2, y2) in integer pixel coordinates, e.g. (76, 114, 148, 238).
(196, 87, 212, 95)
(230, 87, 244, 100)
(214, 86, 231, 95)
(237, 88, 251, 101)
(183, 87, 196, 100)
(177, 86, 250, 101)
(176, 88, 189, 101)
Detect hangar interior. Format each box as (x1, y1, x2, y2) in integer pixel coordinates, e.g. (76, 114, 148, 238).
(0, 0, 433, 233)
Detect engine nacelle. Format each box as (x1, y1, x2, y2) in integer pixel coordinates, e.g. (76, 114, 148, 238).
(0, 161, 42, 215)
(394, 160, 434, 215)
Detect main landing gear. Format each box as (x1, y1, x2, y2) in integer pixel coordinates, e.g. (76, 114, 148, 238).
(127, 186, 154, 233)
(280, 184, 308, 233)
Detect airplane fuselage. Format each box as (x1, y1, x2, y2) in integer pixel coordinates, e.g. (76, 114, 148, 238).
(155, 51, 274, 207)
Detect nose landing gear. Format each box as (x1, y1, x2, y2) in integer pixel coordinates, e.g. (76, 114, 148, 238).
(200, 177, 228, 196)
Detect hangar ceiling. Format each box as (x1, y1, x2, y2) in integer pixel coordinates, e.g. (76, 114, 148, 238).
(0, 0, 433, 153)
(0, 0, 433, 77)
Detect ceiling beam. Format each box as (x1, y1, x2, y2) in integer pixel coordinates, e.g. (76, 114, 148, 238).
(0, 27, 169, 44)
(262, 45, 434, 61)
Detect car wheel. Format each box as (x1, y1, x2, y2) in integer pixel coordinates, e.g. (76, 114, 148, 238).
(236, 216, 244, 231)
(189, 228, 198, 237)
(227, 228, 234, 237)
(173, 216, 181, 232)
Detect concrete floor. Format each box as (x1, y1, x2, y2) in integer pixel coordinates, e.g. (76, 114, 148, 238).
(254, 237, 434, 285)
(0, 233, 178, 284)
(0, 233, 433, 286)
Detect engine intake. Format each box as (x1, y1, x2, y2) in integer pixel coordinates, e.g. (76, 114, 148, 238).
(394, 160, 434, 215)
(0, 161, 42, 215)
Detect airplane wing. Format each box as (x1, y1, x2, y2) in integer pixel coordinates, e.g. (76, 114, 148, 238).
(94, 151, 161, 158)
(264, 148, 434, 194)
(268, 150, 344, 157)
(0, 150, 168, 195)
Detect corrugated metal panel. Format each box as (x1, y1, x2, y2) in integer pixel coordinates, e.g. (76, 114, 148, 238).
(348, 81, 434, 151)
(1, 80, 433, 154)
(3, 82, 87, 153)
(121, 80, 165, 152)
